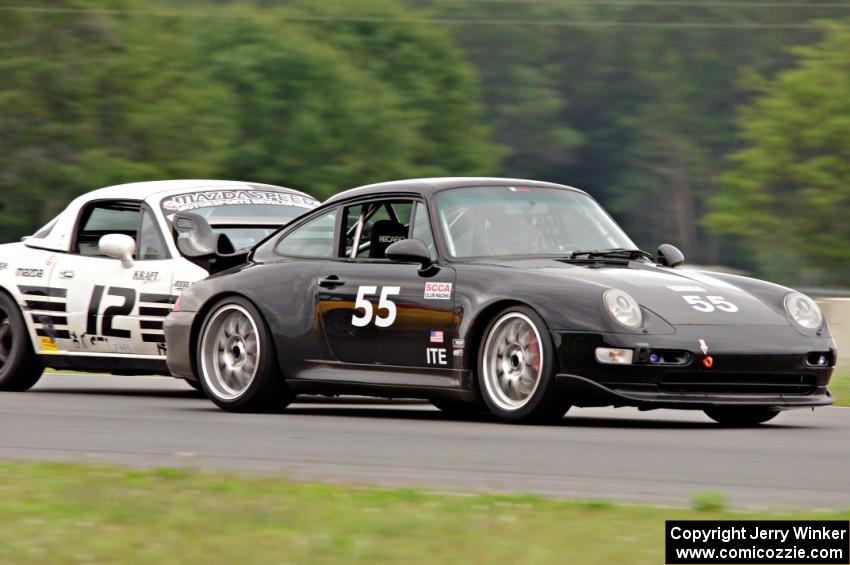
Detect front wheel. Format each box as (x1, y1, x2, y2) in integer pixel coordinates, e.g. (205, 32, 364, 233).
(0, 292, 43, 391)
(198, 297, 292, 412)
(477, 306, 569, 424)
(704, 407, 780, 426)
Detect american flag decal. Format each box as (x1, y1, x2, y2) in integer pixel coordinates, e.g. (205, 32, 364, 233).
(429, 330, 444, 344)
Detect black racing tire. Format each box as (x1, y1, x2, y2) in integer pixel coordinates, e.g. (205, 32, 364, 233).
(430, 398, 487, 416)
(183, 378, 204, 393)
(476, 305, 569, 424)
(197, 296, 292, 412)
(0, 292, 43, 391)
(703, 407, 781, 426)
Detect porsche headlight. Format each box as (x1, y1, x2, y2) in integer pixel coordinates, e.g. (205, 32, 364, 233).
(784, 292, 823, 330)
(603, 289, 643, 329)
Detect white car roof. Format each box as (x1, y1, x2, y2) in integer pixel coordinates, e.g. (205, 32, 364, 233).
(25, 179, 314, 253)
(80, 179, 256, 201)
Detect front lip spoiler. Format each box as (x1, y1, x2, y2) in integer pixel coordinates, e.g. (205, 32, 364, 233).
(555, 374, 834, 410)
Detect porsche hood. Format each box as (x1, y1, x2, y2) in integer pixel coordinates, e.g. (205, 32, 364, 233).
(503, 260, 793, 326)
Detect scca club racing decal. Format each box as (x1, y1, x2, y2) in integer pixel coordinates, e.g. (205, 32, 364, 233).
(424, 282, 452, 300)
(161, 190, 318, 212)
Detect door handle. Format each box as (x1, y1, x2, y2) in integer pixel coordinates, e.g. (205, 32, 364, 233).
(59, 270, 74, 279)
(318, 276, 345, 288)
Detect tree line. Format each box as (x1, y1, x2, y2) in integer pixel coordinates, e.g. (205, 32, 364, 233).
(1, 0, 848, 285)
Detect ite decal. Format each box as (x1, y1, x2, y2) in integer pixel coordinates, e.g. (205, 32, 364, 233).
(424, 282, 452, 300)
(426, 348, 447, 365)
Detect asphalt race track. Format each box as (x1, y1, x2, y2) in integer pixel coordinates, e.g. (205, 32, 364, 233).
(1, 373, 848, 509)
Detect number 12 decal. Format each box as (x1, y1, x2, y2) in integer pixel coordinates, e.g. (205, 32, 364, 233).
(352, 286, 401, 328)
(87, 285, 136, 338)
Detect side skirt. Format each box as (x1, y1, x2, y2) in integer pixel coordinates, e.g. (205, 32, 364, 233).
(287, 379, 479, 403)
(41, 354, 169, 376)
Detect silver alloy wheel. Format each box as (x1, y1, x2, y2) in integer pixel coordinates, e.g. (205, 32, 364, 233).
(481, 312, 544, 411)
(200, 304, 260, 401)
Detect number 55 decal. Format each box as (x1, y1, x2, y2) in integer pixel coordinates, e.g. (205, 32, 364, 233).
(352, 286, 401, 328)
(682, 295, 739, 313)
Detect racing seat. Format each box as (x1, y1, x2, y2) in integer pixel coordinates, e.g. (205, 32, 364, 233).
(369, 220, 407, 259)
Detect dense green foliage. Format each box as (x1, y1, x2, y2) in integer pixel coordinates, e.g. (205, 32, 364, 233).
(706, 24, 850, 285)
(0, 0, 496, 240)
(1, 1, 849, 284)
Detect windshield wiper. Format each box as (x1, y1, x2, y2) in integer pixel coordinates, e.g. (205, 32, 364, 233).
(568, 248, 654, 261)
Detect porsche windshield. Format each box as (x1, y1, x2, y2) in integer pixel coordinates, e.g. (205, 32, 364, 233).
(434, 186, 635, 258)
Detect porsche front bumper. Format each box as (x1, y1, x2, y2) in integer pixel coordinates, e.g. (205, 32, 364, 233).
(552, 325, 836, 410)
(163, 310, 197, 380)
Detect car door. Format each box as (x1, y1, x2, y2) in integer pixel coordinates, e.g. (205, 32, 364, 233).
(48, 200, 176, 357)
(317, 199, 458, 379)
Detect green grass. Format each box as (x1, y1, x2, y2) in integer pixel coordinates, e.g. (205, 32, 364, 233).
(831, 366, 850, 407)
(0, 463, 847, 564)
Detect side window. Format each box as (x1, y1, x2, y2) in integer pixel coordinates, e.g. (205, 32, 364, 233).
(75, 201, 142, 256)
(275, 209, 338, 257)
(341, 200, 412, 260)
(411, 202, 436, 260)
(137, 208, 170, 260)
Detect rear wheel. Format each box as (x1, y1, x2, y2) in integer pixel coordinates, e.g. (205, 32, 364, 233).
(198, 297, 292, 412)
(704, 407, 780, 426)
(0, 292, 43, 391)
(477, 306, 569, 424)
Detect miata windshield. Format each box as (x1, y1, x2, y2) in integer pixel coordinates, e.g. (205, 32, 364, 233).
(434, 186, 635, 258)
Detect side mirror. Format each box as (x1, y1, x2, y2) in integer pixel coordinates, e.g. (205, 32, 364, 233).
(386, 238, 433, 268)
(99, 234, 136, 268)
(657, 243, 685, 268)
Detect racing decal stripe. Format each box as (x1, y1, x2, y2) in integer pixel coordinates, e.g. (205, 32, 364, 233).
(138, 306, 171, 317)
(141, 334, 165, 343)
(139, 293, 178, 304)
(139, 320, 163, 330)
(17, 285, 67, 298)
(36, 329, 71, 339)
(25, 300, 66, 312)
(29, 314, 68, 326)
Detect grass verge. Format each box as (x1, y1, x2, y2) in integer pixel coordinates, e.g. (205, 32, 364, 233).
(0, 462, 847, 564)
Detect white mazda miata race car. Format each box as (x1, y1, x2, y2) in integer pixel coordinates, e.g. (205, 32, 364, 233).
(0, 180, 317, 390)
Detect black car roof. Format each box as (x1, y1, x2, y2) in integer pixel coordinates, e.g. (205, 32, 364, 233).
(323, 177, 587, 205)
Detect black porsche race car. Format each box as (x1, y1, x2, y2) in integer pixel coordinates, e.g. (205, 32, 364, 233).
(164, 177, 836, 425)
